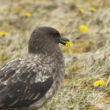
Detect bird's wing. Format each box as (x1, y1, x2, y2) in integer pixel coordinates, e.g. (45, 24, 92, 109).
(0, 58, 53, 108)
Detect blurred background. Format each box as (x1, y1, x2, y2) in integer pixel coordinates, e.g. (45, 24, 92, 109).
(0, 0, 110, 110)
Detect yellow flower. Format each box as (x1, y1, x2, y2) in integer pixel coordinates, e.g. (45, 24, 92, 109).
(0, 32, 8, 36)
(79, 25, 88, 33)
(89, 7, 97, 12)
(64, 41, 72, 47)
(79, 8, 85, 13)
(25, 12, 31, 17)
(93, 80, 105, 87)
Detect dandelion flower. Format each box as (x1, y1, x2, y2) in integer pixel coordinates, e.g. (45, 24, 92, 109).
(89, 7, 97, 12)
(25, 12, 31, 17)
(79, 25, 88, 33)
(93, 80, 105, 87)
(64, 41, 72, 47)
(79, 8, 85, 13)
(0, 32, 8, 36)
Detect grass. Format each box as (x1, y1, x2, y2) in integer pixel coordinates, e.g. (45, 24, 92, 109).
(0, 0, 110, 110)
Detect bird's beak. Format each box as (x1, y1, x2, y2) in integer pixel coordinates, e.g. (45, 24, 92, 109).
(60, 37, 72, 46)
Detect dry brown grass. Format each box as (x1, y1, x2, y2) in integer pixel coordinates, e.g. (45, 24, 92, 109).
(0, 0, 110, 110)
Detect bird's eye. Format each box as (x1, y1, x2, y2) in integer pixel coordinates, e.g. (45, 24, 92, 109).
(54, 32, 60, 38)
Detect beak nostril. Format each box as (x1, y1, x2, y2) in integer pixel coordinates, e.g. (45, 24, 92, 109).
(60, 37, 70, 42)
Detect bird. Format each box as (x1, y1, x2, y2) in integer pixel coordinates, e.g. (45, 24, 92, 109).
(0, 27, 70, 110)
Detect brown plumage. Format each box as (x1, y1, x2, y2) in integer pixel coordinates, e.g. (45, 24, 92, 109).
(0, 27, 70, 110)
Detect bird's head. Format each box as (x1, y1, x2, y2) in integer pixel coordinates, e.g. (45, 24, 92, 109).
(28, 27, 71, 54)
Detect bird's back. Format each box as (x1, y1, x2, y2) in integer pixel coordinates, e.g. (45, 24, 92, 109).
(0, 53, 64, 109)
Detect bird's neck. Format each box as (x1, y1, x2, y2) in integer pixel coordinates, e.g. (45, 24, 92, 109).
(28, 45, 64, 65)
(28, 44, 61, 56)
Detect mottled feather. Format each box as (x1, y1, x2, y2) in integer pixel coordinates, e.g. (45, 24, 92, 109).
(0, 55, 54, 108)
